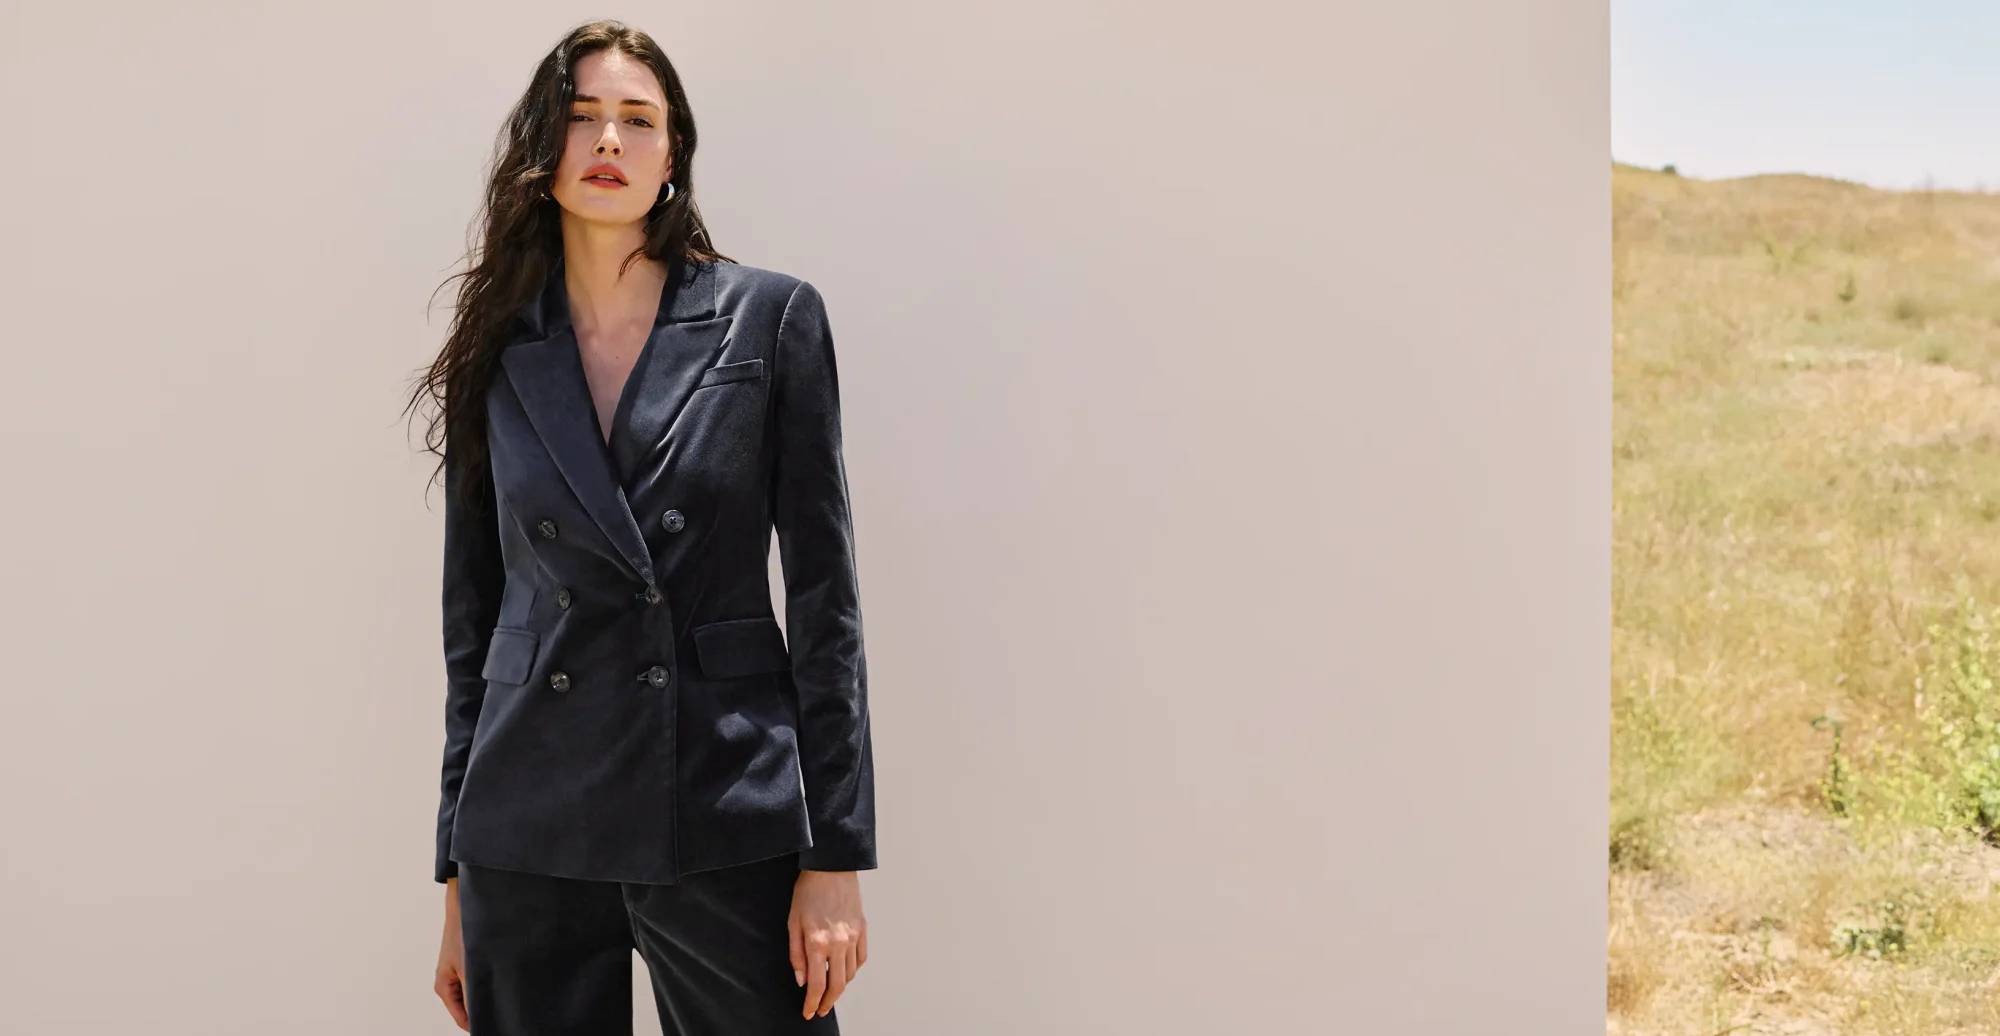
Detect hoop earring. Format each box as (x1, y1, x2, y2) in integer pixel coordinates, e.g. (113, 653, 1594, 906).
(653, 182, 676, 208)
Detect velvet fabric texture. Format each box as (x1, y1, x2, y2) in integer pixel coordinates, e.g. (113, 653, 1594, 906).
(435, 256, 875, 884)
(457, 851, 840, 1034)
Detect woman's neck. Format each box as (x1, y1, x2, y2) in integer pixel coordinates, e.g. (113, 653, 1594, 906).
(559, 224, 668, 338)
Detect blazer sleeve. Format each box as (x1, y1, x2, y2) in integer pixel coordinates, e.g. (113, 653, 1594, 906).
(435, 451, 504, 883)
(770, 279, 878, 872)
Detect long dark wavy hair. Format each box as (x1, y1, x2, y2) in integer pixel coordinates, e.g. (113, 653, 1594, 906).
(404, 19, 734, 515)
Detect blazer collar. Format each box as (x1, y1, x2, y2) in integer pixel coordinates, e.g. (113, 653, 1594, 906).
(512, 253, 718, 343)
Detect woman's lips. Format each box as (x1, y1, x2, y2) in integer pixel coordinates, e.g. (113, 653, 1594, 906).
(584, 175, 625, 188)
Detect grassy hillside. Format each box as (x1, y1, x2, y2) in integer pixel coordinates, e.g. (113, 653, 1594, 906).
(1611, 160, 2000, 1034)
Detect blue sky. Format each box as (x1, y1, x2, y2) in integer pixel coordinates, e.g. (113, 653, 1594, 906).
(1613, 1, 2000, 191)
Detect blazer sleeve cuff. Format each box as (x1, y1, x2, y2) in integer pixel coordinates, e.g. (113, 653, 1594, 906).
(798, 844, 878, 872)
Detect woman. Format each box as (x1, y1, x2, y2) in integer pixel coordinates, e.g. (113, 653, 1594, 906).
(404, 20, 874, 1034)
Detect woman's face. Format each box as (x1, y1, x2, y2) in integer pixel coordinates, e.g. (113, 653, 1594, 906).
(551, 49, 674, 226)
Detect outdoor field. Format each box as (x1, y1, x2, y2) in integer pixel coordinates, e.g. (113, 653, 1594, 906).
(1612, 159, 2000, 1035)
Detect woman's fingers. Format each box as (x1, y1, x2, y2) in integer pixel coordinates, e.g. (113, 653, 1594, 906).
(789, 910, 807, 988)
(801, 934, 830, 1017)
(434, 965, 470, 1031)
(801, 930, 860, 1018)
(821, 944, 851, 1013)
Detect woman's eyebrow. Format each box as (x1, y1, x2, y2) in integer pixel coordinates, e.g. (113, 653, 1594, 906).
(572, 93, 661, 112)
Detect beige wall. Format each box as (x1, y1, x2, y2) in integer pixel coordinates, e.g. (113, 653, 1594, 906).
(0, 2, 1607, 1031)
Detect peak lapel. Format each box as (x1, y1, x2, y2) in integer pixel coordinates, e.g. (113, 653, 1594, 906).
(605, 256, 729, 480)
(501, 326, 657, 586)
(614, 315, 735, 474)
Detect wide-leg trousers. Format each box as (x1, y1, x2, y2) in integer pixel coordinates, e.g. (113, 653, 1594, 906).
(457, 850, 841, 1035)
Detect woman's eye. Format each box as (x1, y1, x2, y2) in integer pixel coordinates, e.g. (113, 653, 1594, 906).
(630, 118, 653, 128)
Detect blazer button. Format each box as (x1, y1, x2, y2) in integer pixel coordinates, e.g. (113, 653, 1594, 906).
(641, 665, 670, 688)
(660, 509, 685, 533)
(549, 671, 571, 693)
(538, 519, 559, 539)
(556, 587, 572, 609)
(641, 585, 663, 605)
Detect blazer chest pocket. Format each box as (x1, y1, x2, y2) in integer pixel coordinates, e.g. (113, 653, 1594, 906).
(696, 358, 765, 388)
(692, 616, 791, 679)
(481, 627, 541, 686)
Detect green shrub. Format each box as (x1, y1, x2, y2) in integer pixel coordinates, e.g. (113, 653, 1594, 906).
(1915, 598, 2000, 839)
(1832, 892, 1938, 959)
(1811, 714, 1853, 816)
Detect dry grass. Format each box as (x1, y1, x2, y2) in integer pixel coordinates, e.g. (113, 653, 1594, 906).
(1613, 161, 2000, 1033)
(1607, 804, 2000, 1035)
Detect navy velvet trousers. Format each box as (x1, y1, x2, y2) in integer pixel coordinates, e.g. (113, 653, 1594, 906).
(457, 850, 841, 1035)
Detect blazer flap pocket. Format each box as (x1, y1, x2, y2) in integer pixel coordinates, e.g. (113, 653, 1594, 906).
(481, 627, 541, 685)
(696, 358, 765, 388)
(692, 617, 791, 679)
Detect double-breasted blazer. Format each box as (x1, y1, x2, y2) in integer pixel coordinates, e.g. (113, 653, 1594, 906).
(433, 255, 875, 885)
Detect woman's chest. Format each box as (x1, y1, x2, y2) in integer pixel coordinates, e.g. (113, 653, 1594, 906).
(574, 325, 652, 443)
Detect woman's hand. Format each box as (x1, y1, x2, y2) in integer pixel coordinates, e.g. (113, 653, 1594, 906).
(434, 878, 471, 1031)
(789, 869, 867, 1019)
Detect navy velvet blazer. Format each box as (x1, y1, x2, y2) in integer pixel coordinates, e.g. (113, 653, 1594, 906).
(434, 255, 875, 884)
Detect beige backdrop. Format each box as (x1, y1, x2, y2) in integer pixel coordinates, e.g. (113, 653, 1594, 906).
(0, 2, 1608, 1031)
